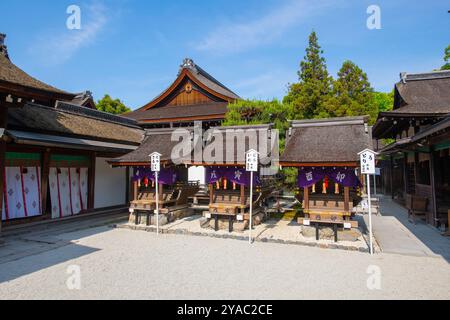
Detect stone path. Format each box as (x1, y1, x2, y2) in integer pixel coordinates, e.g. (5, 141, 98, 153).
(365, 196, 450, 261)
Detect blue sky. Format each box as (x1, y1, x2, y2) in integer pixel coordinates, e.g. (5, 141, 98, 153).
(0, 0, 449, 110)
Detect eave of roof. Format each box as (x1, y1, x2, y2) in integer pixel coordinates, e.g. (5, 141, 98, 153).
(0, 53, 75, 100)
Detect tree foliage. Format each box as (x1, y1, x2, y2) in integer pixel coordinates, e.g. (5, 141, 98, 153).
(284, 31, 332, 119)
(96, 94, 131, 115)
(442, 45, 450, 70)
(223, 31, 395, 190)
(325, 60, 376, 123)
(373, 90, 394, 113)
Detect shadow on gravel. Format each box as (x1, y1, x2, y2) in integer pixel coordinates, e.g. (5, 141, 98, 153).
(0, 242, 99, 284)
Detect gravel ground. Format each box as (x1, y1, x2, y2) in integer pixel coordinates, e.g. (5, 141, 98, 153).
(0, 226, 449, 300)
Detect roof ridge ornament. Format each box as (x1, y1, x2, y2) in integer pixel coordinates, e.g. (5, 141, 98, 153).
(179, 58, 196, 73)
(0, 33, 9, 59)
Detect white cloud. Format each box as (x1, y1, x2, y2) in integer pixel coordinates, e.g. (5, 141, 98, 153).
(31, 1, 108, 65)
(196, 0, 332, 54)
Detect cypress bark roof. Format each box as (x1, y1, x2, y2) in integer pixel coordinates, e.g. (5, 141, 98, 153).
(109, 128, 196, 165)
(281, 116, 373, 165)
(124, 102, 228, 122)
(373, 70, 450, 138)
(7, 103, 144, 146)
(109, 124, 275, 166)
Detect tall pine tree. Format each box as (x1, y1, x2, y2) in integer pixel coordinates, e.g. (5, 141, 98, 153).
(284, 31, 332, 119)
(325, 60, 376, 122)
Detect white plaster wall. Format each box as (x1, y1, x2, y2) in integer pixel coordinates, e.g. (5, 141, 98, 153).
(188, 166, 205, 185)
(94, 157, 127, 209)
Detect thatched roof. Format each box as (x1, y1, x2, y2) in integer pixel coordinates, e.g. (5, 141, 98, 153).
(392, 71, 450, 115)
(200, 124, 276, 166)
(109, 124, 276, 167)
(109, 128, 196, 166)
(281, 116, 373, 165)
(7, 102, 144, 146)
(373, 71, 450, 138)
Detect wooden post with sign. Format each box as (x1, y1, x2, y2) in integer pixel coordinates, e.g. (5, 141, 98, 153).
(150, 152, 161, 235)
(246, 149, 259, 245)
(358, 149, 378, 255)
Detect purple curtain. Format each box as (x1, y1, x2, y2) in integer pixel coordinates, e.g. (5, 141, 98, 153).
(206, 167, 260, 186)
(298, 168, 360, 188)
(327, 168, 361, 188)
(297, 168, 327, 188)
(132, 167, 178, 185)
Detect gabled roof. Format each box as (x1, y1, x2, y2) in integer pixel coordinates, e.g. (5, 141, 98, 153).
(125, 58, 239, 123)
(109, 124, 275, 167)
(392, 70, 450, 115)
(373, 70, 450, 139)
(0, 34, 75, 101)
(281, 116, 373, 166)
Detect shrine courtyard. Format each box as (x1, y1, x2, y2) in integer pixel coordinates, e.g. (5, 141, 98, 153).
(0, 196, 449, 300)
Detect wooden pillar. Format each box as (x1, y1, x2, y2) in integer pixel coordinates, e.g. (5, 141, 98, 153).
(240, 184, 245, 213)
(429, 148, 438, 227)
(125, 167, 130, 204)
(209, 184, 213, 203)
(87, 152, 96, 210)
(303, 187, 309, 213)
(40, 149, 51, 216)
(389, 155, 394, 199)
(344, 187, 350, 213)
(133, 180, 138, 202)
(403, 152, 408, 195)
(159, 182, 164, 209)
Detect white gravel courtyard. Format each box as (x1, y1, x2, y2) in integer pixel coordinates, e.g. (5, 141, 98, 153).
(0, 223, 449, 300)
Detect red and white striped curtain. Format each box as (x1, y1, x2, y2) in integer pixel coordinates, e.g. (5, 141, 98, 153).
(49, 168, 88, 219)
(2, 167, 42, 221)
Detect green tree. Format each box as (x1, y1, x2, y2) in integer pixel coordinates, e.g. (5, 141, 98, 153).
(284, 31, 333, 119)
(325, 60, 376, 123)
(224, 99, 293, 149)
(373, 90, 394, 113)
(442, 45, 450, 70)
(96, 95, 131, 115)
(224, 99, 295, 190)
